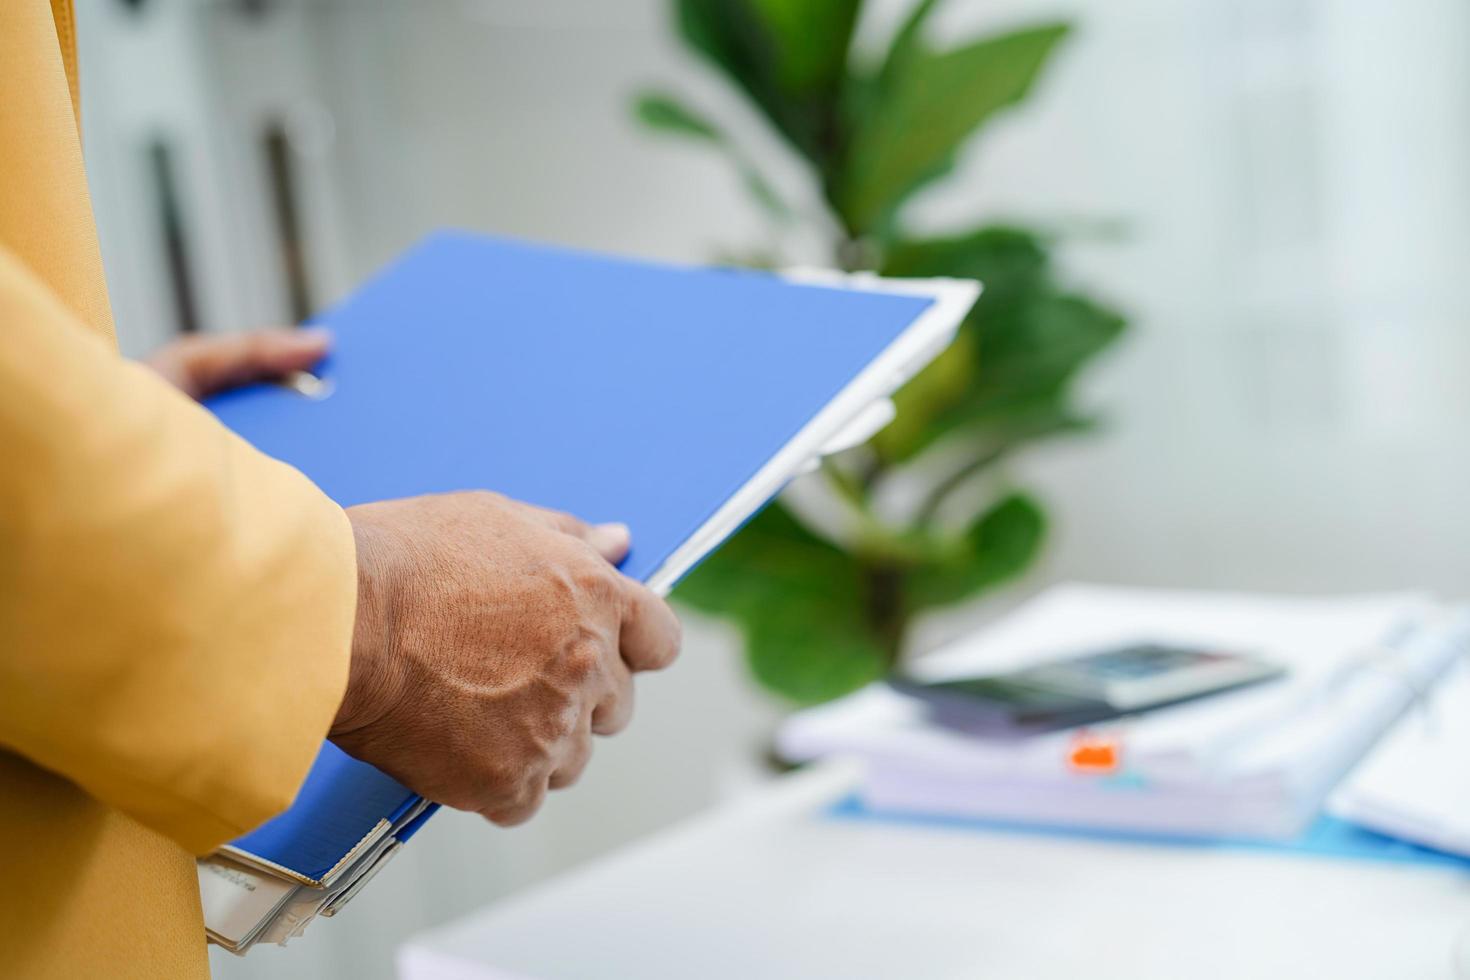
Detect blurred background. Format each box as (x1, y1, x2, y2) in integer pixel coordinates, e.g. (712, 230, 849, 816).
(73, 0, 1470, 976)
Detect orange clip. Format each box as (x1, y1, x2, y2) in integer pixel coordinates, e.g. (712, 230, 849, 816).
(1068, 731, 1121, 774)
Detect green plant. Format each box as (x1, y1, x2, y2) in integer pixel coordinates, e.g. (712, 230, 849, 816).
(635, 0, 1126, 705)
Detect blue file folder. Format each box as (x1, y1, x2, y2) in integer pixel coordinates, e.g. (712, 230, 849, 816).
(206, 231, 960, 888)
(227, 743, 428, 886)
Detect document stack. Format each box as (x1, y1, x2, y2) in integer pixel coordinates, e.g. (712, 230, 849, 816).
(780, 584, 1470, 841)
(198, 231, 979, 951)
(1331, 656, 1470, 859)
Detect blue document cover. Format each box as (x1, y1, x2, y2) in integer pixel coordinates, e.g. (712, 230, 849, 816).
(207, 231, 945, 886)
(228, 743, 425, 886)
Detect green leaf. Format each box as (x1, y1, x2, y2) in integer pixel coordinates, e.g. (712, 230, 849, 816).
(869, 326, 977, 461)
(674, 0, 858, 169)
(736, 163, 794, 223)
(908, 493, 1045, 610)
(875, 226, 1109, 463)
(674, 501, 840, 616)
(965, 288, 1127, 413)
(750, 0, 862, 94)
(876, 0, 944, 90)
(634, 92, 723, 141)
(883, 225, 1051, 297)
(675, 501, 888, 704)
(899, 290, 1123, 463)
(676, 0, 788, 138)
(633, 89, 794, 223)
(743, 601, 888, 705)
(840, 23, 1071, 233)
(878, 229, 1049, 460)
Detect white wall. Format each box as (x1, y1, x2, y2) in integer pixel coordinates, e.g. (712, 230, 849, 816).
(72, 1, 1470, 978)
(964, 0, 1470, 600)
(279, 0, 1470, 600)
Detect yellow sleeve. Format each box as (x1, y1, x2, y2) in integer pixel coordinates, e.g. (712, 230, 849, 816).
(0, 246, 357, 855)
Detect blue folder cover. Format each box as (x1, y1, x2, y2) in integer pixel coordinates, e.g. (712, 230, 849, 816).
(207, 231, 937, 885)
(228, 743, 424, 885)
(828, 795, 1470, 872)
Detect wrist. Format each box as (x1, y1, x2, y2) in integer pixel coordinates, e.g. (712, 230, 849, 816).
(332, 508, 398, 740)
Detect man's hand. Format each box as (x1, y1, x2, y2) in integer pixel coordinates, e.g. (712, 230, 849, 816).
(332, 492, 681, 826)
(145, 327, 331, 401)
(147, 329, 678, 826)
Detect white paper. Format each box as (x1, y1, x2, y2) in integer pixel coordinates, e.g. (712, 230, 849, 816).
(197, 856, 298, 952)
(1331, 656, 1470, 856)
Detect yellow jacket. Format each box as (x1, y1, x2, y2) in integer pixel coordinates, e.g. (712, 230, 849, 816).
(0, 3, 357, 976)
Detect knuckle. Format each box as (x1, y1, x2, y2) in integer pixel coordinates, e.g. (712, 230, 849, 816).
(538, 556, 619, 617)
(470, 489, 504, 509)
(542, 702, 580, 744)
(477, 757, 523, 800)
(437, 786, 483, 814)
(552, 759, 588, 789)
(484, 805, 531, 828)
(660, 613, 684, 664)
(537, 566, 579, 611)
(507, 777, 537, 810)
(593, 685, 633, 735)
(553, 737, 593, 788)
(508, 780, 548, 822)
(474, 761, 540, 818)
(561, 640, 605, 688)
(595, 709, 630, 737)
(572, 562, 619, 600)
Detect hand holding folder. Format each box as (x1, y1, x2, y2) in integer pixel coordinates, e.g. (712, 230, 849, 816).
(198, 231, 979, 951)
(335, 492, 680, 823)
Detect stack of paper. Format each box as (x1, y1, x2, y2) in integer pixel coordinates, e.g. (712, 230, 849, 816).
(198, 744, 432, 951)
(200, 231, 979, 951)
(779, 584, 1470, 840)
(1330, 658, 1470, 858)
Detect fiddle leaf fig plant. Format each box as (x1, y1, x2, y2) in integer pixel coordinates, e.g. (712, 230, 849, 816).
(635, 0, 1126, 705)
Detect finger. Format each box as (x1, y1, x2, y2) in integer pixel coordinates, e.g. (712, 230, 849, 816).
(585, 522, 631, 564)
(590, 659, 634, 736)
(549, 723, 595, 789)
(183, 328, 331, 399)
(480, 775, 550, 828)
(509, 499, 586, 535)
(619, 581, 682, 673)
(516, 502, 630, 565)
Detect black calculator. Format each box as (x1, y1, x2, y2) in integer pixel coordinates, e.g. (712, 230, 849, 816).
(889, 643, 1286, 734)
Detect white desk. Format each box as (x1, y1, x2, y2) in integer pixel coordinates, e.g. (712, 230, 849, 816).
(400, 764, 1470, 980)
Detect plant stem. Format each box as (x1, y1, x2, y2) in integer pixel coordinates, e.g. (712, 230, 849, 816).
(860, 560, 909, 669)
(820, 458, 867, 512)
(913, 414, 1090, 528)
(860, 455, 884, 491)
(913, 446, 1009, 529)
(833, 230, 911, 669)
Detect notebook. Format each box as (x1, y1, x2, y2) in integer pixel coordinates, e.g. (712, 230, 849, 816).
(198, 230, 978, 951)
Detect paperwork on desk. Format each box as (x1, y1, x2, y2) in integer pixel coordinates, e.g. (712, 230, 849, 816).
(780, 584, 1470, 841)
(1331, 657, 1470, 858)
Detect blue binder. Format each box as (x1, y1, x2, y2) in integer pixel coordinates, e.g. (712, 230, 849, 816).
(207, 231, 964, 888)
